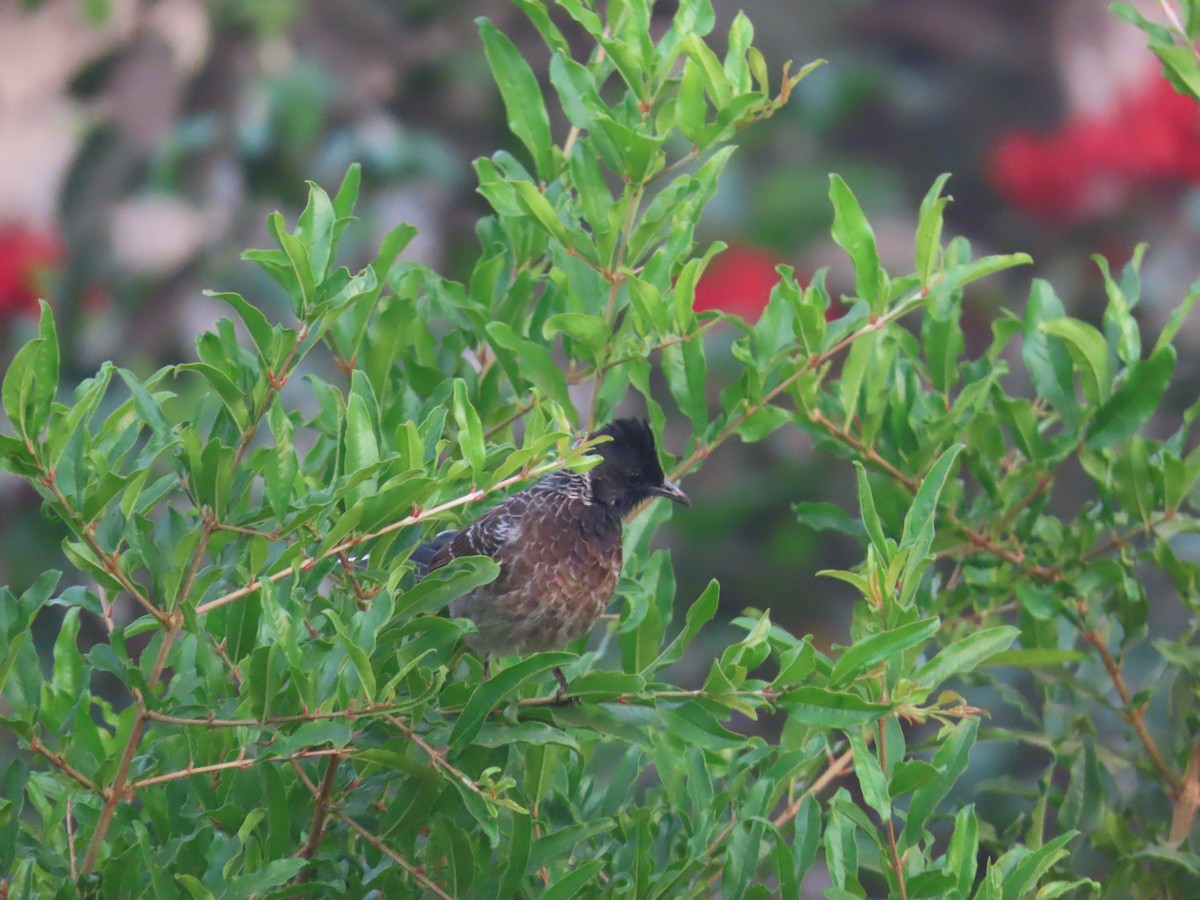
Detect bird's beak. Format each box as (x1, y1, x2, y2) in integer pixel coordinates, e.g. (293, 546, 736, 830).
(651, 480, 691, 507)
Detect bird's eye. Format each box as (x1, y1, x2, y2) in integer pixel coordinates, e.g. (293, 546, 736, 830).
(628, 471, 641, 482)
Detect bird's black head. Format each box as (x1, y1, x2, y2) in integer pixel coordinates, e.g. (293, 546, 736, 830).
(587, 418, 690, 516)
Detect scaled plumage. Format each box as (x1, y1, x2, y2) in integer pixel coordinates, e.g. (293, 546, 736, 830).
(416, 419, 689, 691)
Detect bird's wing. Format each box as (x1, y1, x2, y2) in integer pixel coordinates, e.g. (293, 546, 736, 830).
(428, 493, 528, 570)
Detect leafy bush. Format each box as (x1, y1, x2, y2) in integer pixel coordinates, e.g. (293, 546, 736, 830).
(2, 1, 1199, 897)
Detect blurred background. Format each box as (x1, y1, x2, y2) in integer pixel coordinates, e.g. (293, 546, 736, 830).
(3, 0, 1199, 796)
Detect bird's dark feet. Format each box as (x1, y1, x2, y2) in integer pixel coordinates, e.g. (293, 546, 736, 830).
(552, 667, 579, 706)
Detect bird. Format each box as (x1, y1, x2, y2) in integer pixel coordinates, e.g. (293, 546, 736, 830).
(410, 418, 690, 699)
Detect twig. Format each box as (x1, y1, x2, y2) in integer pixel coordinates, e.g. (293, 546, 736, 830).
(772, 746, 856, 830)
(66, 797, 79, 883)
(1085, 630, 1183, 793)
(664, 291, 930, 488)
(129, 748, 346, 792)
(290, 760, 456, 900)
(145, 701, 404, 729)
(879, 718, 908, 900)
(331, 809, 455, 900)
(40, 473, 165, 624)
(386, 715, 485, 797)
(294, 755, 342, 884)
(1170, 740, 1200, 843)
(27, 736, 100, 795)
(195, 456, 572, 617)
(81, 616, 182, 875)
(1156, 0, 1200, 66)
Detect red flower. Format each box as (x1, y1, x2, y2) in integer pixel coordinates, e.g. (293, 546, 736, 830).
(693, 245, 783, 319)
(0, 225, 60, 321)
(988, 72, 1200, 224)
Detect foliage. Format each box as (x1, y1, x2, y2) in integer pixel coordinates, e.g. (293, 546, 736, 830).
(1, 0, 1198, 897)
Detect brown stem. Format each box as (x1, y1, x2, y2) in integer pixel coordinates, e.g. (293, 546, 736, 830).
(1086, 630, 1183, 793)
(485, 394, 537, 438)
(664, 290, 930, 488)
(290, 759, 454, 900)
(1170, 740, 1200, 843)
(27, 736, 101, 795)
(66, 796, 79, 883)
(772, 746, 856, 831)
(386, 715, 485, 797)
(129, 748, 345, 791)
(81, 616, 182, 875)
(195, 457, 572, 617)
(41, 475, 165, 624)
(294, 756, 342, 884)
(878, 718, 908, 900)
(145, 701, 404, 729)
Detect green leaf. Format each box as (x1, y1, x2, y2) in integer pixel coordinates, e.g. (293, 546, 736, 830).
(541, 860, 606, 900)
(1001, 831, 1077, 900)
(1023, 280, 1079, 431)
(854, 462, 889, 562)
(396, 556, 500, 621)
(947, 805, 979, 897)
(30, 300, 59, 437)
(661, 336, 708, 431)
(1085, 345, 1175, 449)
(647, 579, 719, 673)
(549, 54, 606, 129)
(779, 687, 889, 727)
(911, 626, 1018, 689)
(1040, 317, 1112, 405)
(449, 652, 575, 751)
(829, 618, 940, 687)
(900, 718, 977, 849)
(344, 390, 380, 507)
(915, 174, 951, 284)
(452, 379, 486, 481)
(175, 363, 248, 431)
(543, 313, 610, 362)
(898, 444, 964, 578)
(793, 501, 866, 539)
(982, 647, 1087, 668)
(829, 175, 885, 310)
(478, 18, 554, 180)
(513, 180, 572, 245)
(3, 338, 44, 441)
(847, 727, 890, 821)
(210, 291, 277, 363)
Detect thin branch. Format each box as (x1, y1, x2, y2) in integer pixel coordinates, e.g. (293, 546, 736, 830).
(294, 756, 342, 884)
(195, 457, 572, 617)
(81, 615, 183, 875)
(665, 291, 930, 487)
(772, 746, 856, 830)
(646, 146, 701, 185)
(290, 758, 455, 900)
(331, 809, 455, 900)
(1085, 631, 1183, 793)
(40, 472, 165, 624)
(27, 736, 101, 795)
(66, 797, 79, 883)
(385, 714, 486, 798)
(130, 748, 346, 792)
(1157, 0, 1200, 65)
(145, 701, 404, 729)
(485, 394, 538, 438)
(879, 718, 908, 900)
(1170, 740, 1200, 843)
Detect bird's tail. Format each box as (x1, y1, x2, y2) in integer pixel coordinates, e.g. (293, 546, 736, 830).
(409, 530, 458, 577)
